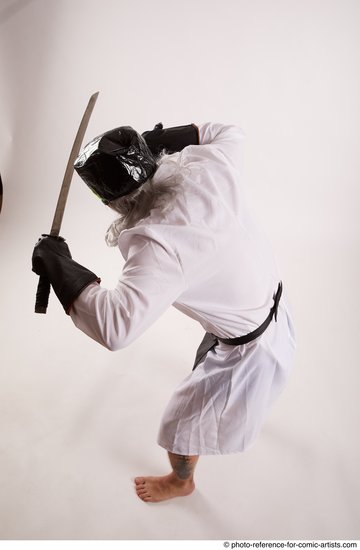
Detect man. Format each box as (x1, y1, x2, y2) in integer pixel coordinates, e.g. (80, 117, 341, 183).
(32, 122, 296, 503)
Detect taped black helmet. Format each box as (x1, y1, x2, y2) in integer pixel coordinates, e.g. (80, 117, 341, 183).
(74, 126, 157, 204)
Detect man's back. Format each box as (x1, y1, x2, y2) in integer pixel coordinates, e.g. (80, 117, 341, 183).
(71, 122, 283, 350)
(122, 122, 281, 339)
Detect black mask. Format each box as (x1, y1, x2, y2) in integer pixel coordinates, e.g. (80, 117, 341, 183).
(74, 126, 157, 204)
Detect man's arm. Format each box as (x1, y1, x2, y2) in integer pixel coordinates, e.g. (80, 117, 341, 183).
(198, 122, 245, 146)
(142, 123, 199, 156)
(69, 227, 186, 351)
(196, 123, 246, 173)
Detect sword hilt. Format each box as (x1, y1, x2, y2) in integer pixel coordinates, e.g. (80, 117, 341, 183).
(35, 275, 51, 314)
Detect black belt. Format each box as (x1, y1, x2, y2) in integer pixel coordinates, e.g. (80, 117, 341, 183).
(215, 281, 283, 346)
(192, 282, 283, 371)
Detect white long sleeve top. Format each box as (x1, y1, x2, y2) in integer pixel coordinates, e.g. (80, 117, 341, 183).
(70, 123, 280, 351)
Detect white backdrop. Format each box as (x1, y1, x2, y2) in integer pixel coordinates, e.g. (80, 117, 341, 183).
(0, 0, 359, 541)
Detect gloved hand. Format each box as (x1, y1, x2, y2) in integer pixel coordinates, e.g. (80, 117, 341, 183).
(32, 234, 71, 276)
(142, 123, 199, 157)
(32, 234, 100, 314)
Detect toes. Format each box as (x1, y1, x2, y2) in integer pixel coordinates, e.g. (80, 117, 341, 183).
(133, 476, 158, 503)
(140, 493, 154, 502)
(135, 477, 145, 485)
(135, 478, 151, 501)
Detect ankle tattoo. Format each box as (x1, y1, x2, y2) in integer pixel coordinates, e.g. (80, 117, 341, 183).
(173, 455, 193, 480)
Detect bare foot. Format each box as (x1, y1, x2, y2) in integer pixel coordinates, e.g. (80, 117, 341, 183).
(134, 473, 195, 503)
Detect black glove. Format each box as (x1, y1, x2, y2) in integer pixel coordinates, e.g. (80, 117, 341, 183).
(142, 123, 199, 157)
(32, 235, 100, 314)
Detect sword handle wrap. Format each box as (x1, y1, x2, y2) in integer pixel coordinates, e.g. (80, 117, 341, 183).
(35, 275, 51, 314)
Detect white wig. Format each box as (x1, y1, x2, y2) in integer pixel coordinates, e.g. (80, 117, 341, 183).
(105, 153, 184, 246)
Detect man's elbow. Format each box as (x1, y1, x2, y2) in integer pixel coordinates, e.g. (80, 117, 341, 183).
(103, 340, 122, 352)
(101, 331, 135, 352)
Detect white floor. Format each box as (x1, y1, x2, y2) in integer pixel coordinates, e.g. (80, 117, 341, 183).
(0, 240, 359, 541)
(1, 0, 359, 541)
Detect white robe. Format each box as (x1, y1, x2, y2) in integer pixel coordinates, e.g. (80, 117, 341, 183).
(70, 123, 296, 455)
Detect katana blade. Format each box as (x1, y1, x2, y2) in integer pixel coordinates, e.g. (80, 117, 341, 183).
(35, 91, 99, 314)
(50, 91, 99, 237)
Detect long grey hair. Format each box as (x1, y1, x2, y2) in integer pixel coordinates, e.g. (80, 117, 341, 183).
(105, 153, 183, 246)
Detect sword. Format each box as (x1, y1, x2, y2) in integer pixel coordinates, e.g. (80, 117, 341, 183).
(35, 91, 99, 314)
(0, 172, 3, 214)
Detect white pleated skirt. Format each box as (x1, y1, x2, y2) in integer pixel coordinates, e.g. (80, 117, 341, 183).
(157, 301, 296, 455)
